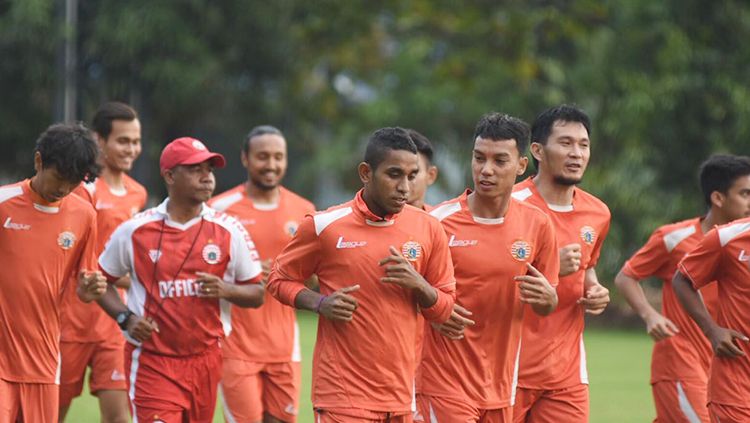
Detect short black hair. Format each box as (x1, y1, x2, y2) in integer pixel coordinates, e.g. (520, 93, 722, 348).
(35, 123, 101, 183)
(699, 154, 750, 207)
(406, 129, 434, 164)
(473, 113, 530, 155)
(91, 101, 138, 139)
(364, 127, 417, 170)
(243, 125, 284, 154)
(530, 104, 591, 169)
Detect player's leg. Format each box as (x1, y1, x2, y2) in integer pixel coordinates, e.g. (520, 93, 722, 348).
(58, 341, 94, 421)
(414, 394, 479, 422)
(90, 341, 129, 423)
(709, 403, 750, 423)
(0, 378, 21, 421)
(512, 388, 543, 423)
(315, 408, 412, 423)
(652, 380, 709, 423)
(262, 361, 300, 422)
(220, 358, 264, 422)
(125, 345, 189, 421)
(524, 384, 588, 423)
(19, 382, 59, 422)
(479, 407, 513, 423)
(188, 342, 223, 423)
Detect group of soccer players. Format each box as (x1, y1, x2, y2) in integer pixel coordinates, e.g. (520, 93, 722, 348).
(1, 101, 749, 423)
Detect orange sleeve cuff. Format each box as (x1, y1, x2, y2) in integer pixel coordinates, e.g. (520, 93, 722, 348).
(421, 286, 455, 323)
(266, 272, 307, 308)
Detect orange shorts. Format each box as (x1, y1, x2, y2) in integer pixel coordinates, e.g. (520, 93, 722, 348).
(59, 340, 127, 407)
(125, 343, 222, 423)
(315, 407, 412, 422)
(513, 384, 588, 423)
(652, 379, 709, 422)
(709, 403, 750, 423)
(0, 378, 58, 422)
(220, 358, 300, 422)
(415, 394, 511, 422)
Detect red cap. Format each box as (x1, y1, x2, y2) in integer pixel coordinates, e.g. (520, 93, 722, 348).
(159, 137, 226, 171)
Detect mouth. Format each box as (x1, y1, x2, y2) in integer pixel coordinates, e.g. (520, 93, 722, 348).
(478, 180, 496, 189)
(393, 197, 407, 206)
(564, 163, 582, 172)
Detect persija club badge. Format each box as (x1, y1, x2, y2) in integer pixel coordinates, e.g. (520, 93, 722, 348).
(580, 225, 597, 245)
(401, 241, 422, 262)
(202, 243, 222, 264)
(510, 240, 531, 261)
(284, 220, 299, 237)
(58, 231, 76, 250)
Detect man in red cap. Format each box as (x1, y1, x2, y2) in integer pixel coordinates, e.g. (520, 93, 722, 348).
(95, 137, 266, 422)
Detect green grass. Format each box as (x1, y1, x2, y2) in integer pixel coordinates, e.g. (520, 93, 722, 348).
(68, 314, 654, 422)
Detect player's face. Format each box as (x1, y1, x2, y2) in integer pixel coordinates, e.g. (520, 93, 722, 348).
(166, 161, 216, 204)
(471, 137, 528, 198)
(534, 120, 590, 185)
(98, 119, 142, 173)
(32, 153, 79, 203)
(242, 134, 287, 191)
(407, 153, 436, 208)
(719, 174, 750, 221)
(361, 149, 419, 216)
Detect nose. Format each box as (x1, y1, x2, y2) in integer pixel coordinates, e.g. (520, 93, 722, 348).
(569, 143, 583, 158)
(396, 176, 409, 194)
(481, 161, 494, 176)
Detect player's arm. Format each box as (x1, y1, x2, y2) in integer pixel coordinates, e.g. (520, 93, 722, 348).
(614, 270, 678, 341)
(673, 270, 747, 357)
(516, 262, 558, 316)
(75, 212, 107, 302)
(577, 267, 610, 315)
(380, 245, 439, 308)
(96, 282, 159, 343)
(195, 271, 265, 308)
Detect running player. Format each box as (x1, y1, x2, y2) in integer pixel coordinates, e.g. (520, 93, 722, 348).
(511, 105, 611, 422)
(95, 137, 265, 422)
(406, 129, 438, 212)
(615, 154, 750, 422)
(416, 112, 559, 422)
(0, 123, 106, 422)
(59, 102, 147, 423)
(210, 125, 315, 423)
(267, 127, 456, 422)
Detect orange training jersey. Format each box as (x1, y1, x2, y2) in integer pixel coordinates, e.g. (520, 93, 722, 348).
(267, 190, 456, 413)
(512, 177, 610, 389)
(0, 180, 97, 383)
(622, 217, 717, 384)
(678, 217, 750, 408)
(209, 185, 315, 363)
(416, 190, 559, 409)
(98, 199, 263, 357)
(61, 175, 147, 343)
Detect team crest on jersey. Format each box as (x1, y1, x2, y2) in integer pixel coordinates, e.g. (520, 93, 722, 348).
(510, 240, 531, 261)
(401, 241, 422, 262)
(148, 249, 162, 263)
(284, 220, 299, 237)
(202, 243, 222, 264)
(57, 231, 76, 250)
(580, 225, 597, 245)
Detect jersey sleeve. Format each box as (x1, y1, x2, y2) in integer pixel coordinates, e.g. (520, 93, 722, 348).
(98, 221, 133, 283)
(76, 210, 99, 273)
(227, 216, 263, 284)
(533, 214, 561, 287)
(72, 182, 96, 207)
(267, 215, 321, 307)
(621, 228, 670, 280)
(419, 219, 456, 323)
(678, 229, 722, 290)
(587, 216, 610, 269)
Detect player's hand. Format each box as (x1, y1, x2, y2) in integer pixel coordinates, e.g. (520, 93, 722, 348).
(127, 316, 159, 343)
(318, 285, 360, 322)
(559, 243, 582, 276)
(379, 246, 427, 291)
(77, 270, 107, 302)
(515, 263, 557, 309)
(260, 259, 272, 284)
(432, 304, 475, 340)
(577, 283, 610, 315)
(707, 326, 749, 357)
(644, 311, 679, 341)
(196, 272, 231, 299)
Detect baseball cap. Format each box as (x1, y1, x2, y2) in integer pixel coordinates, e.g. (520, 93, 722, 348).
(159, 137, 226, 171)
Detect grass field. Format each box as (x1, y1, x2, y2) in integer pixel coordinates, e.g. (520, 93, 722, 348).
(68, 311, 655, 422)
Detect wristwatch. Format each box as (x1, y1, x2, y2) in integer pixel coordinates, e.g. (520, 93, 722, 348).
(115, 310, 135, 330)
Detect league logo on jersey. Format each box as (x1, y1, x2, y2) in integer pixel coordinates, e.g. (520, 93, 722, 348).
(401, 241, 422, 262)
(510, 240, 531, 261)
(284, 220, 299, 237)
(57, 231, 76, 250)
(202, 243, 222, 265)
(580, 225, 597, 245)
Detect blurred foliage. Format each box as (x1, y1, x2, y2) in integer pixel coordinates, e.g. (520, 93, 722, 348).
(2, 0, 750, 304)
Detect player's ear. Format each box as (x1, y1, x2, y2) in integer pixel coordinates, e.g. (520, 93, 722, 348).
(240, 151, 249, 169)
(33, 151, 42, 173)
(358, 162, 373, 185)
(710, 190, 725, 209)
(530, 142, 544, 164)
(517, 156, 529, 176)
(162, 168, 176, 186)
(426, 165, 438, 186)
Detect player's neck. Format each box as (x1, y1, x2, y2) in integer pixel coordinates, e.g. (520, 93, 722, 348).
(408, 198, 425, 210)
(467, 191, 510, 219)
(166, 197, 203, 224)
(245, 181, 280, 205)
(702, 209, 730, 233)
(100, 166, 126, 190)
(532, 173, 575, 206)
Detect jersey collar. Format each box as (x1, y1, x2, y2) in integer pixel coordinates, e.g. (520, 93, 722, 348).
(353, 189, 399, 226)
(24, 179, 62, 214)
(155, 198, 211, 230)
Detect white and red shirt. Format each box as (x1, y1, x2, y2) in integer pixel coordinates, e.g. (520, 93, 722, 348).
(99, 199, 263, 357)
